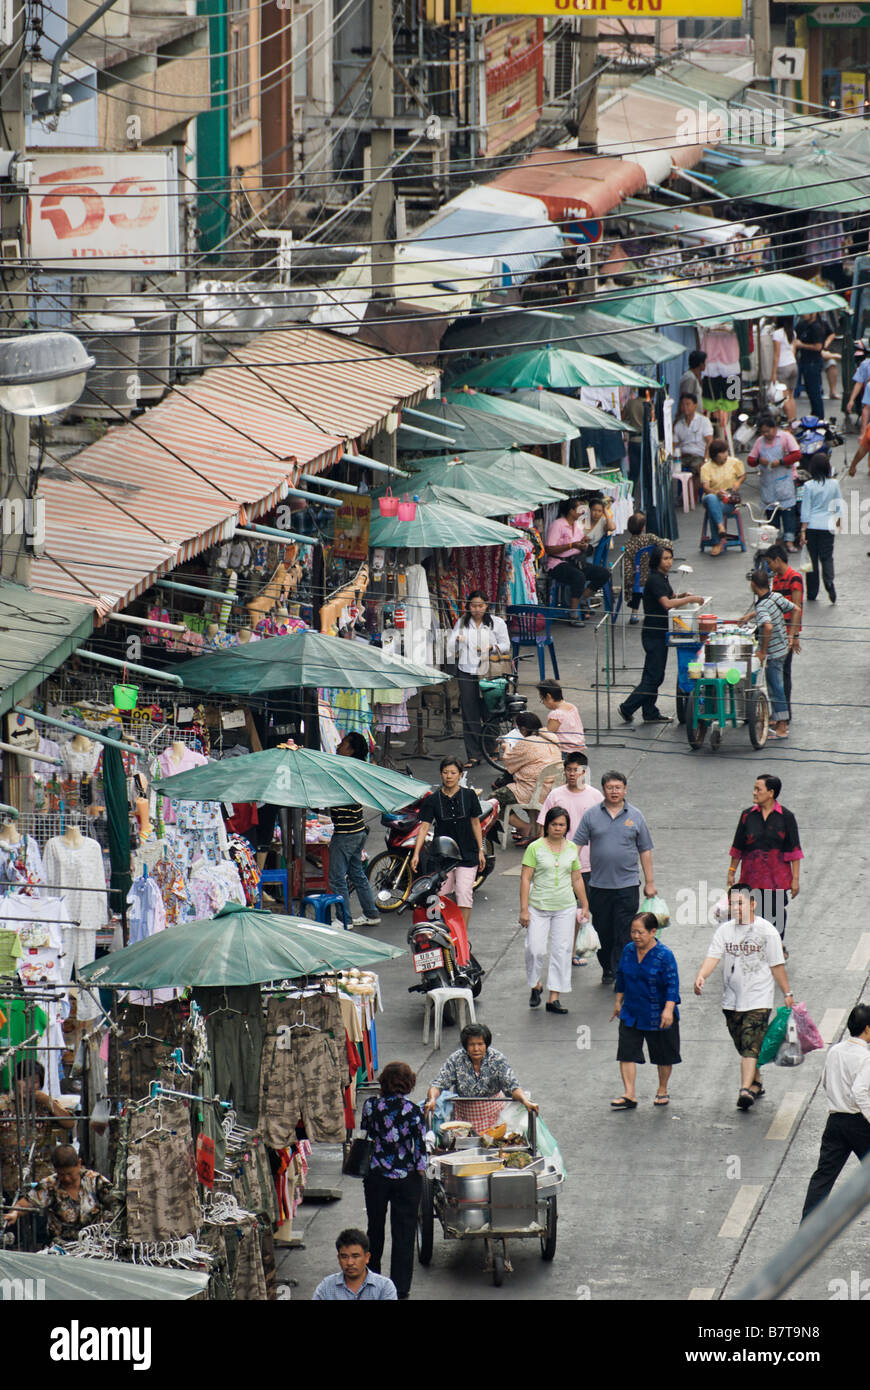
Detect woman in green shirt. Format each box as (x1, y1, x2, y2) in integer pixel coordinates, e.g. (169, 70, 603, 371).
(520, 807, 590, 1015)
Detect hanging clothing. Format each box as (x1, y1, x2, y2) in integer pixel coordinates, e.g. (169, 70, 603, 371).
(506, 536, 537, 605)
(258, 994, 346, 1146)
(0, 897, 70, 986)
(122, 878, 176, 1005)
(0, 834, 44, 894)
(157, 746, 208, 825)
(60, 740, 101, 778)
(404, 563, 433, 666)
(126, 1097, 202, 1242)
(701, 327, 741, 413)
(194, 986, 265, 1127)
(43, 834, 108, 943)
(109, 1003, 186, 1101)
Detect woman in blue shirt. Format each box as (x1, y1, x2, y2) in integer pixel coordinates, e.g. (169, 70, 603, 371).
(799, 453, 843, 605)
(610, 912, 681, 1110)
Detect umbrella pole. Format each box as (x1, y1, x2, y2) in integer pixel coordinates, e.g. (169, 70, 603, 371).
(432, 550, 455, 737)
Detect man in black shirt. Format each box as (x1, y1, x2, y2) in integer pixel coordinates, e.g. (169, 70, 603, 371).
(795, 313, 829, 419)
(328, 732, 382, 927)
(411, 756, 486, 928)
(619, 545, 703, 724)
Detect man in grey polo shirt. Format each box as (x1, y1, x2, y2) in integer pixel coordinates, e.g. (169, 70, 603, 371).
(574, 770, 657, 985)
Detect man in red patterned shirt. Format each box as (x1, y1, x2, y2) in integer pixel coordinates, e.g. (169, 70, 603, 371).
(764, 543, 803, 722)
(727, 774, 803, 953)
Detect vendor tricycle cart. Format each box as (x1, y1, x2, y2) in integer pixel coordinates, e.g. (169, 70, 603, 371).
(671, 622, 770, 752)
(417, 1107, 562, 1287)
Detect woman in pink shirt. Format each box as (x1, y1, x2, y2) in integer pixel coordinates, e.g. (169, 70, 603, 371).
(545, 497, 611, 627)
(537, 678, 586, 753)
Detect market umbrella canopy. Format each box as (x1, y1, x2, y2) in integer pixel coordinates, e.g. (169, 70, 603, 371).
(710, 271, 848, 316)
(400, 456, 561, 508)
(411, 481, 538, 517)
(410, 447, 577, 492)
(441, 306, 684, 365)
(369, 498, 521, 548)
(396, 393, 574, 452)
(715, 156, 870, 213)
(153, 744, 432, 813)
(595, 283, 758, 327)
(456, 345, 659, 391)
(509, 388, 636, 433)
(174, 629, 447, 696)
(0, 1250, 209, 1300)
(78, 904, 404, 989)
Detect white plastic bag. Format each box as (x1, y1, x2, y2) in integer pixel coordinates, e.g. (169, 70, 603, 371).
(575, 919, 600, 956)
(774, 1013, 804, 1068)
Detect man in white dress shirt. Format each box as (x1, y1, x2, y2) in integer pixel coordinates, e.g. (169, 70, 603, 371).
(800, 1003, 870, 1221)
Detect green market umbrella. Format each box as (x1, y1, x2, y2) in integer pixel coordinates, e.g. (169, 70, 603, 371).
(509, 388, 636, 433)
(715, 155, 870, 213)
(369, 498, 521, 548)
(0, 1250, 208, 1301)
(595, 283, 758, 328)
(174, 629, 447, 696)
(447, 387, 580, 440)
(78, 904, 404, 989)
(410, 481, 539, 517)
(153, 744, 432, 813)
(399, 457, 561, 508)
(456, 345, 659, 392)
(410, 447, 577, 493)
(441, 306, 683, 365)
(709, 271, 848, 317)
(396, 394, 573, 452)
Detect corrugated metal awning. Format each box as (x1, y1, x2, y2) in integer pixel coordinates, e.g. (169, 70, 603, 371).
(489, 151, 647, 222)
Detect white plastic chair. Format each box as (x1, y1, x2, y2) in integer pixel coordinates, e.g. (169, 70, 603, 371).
(498, 759, 565, 849)
(423, 987, 476, 1049)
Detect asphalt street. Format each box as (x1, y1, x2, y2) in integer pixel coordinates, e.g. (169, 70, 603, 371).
(278, 433, 870, 1304)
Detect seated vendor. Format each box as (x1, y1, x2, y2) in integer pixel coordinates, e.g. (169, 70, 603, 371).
(0, 1060, 75, 1202)
(5, 1144, 117, 1244)
(424, 1023, 538, 1118)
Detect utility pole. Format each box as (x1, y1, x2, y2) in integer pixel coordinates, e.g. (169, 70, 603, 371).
(576, 17, 598, 154)
(0, 4, 32, 586)
(370, 0, 394, 301)
(752, 0, 771, 82)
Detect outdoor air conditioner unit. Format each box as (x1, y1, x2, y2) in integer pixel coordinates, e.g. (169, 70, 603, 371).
(544, 24, 576, 104)
(67, 314, 141, 418)
(105, 296, 174, 400)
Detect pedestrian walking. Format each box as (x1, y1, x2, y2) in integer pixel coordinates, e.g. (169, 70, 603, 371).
(763, 544, 803, 721)
(450, 591, 511, 768)
(795, 312, 828, 419)
(799, 453, 844, 606)
(360, 1062, 427, 1300)
(800, 1004, 870, 1222)
(573, 770, 657, 985)
(694, 883, 794, 1113)
(678, 348, 707, 408)
(536, 751, 603, 966)
(312, 1228, 398, 1300)
(727, 774, 802, 947)
(739, 569, 795, 740)
(327, 732, 382, 928)
(770, 317, 798, 423)
(411, 756, 485, 930)
(537, 678, 586, 753)
(747, 415, 801, 549)
(700, 439, 745, 556)
(618, 544, 703, 725)
(520, 806, 589, 1016)
(544, 496, 610, 627)
(610, 912, 681, 1110)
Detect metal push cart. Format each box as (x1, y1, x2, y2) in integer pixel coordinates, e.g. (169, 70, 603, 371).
(670, 606, 770, 751)
(417, 1109, 563, 1287)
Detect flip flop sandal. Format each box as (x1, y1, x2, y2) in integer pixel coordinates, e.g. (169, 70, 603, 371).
(749, 1082, 765, 1098)
(653, 1094, 670, 1106)
(737, 1088, 756, 1111)
(610, 1097, 638, 1110)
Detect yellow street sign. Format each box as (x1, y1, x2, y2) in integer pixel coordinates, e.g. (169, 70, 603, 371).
(472, 0, 742, 15)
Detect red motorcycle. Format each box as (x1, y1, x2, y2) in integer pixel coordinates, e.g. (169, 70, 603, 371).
(367, 791, 499, 913)
(406, 836, 485, 1019)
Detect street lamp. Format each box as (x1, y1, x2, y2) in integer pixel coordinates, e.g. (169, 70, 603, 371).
(0, 331, 95, 416)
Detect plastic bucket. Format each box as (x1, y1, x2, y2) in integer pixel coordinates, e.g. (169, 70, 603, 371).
(397, 497, 417, 520)
(113, 684, 139, 710)
(378, 489, 399, 517)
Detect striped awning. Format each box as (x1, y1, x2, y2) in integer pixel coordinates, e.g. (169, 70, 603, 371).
(29, 330, 437, 617)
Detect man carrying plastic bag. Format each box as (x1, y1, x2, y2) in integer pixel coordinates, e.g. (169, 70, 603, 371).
(694, 883, 794, 1112)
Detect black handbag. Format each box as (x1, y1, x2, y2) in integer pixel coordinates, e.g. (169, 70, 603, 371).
(343, 1132, 374, 1179)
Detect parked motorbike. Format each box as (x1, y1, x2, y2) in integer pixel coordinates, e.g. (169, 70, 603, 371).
(793, 414, 844, 461)
(367, 790, 499, 913)
(406, 835, 485, 1020)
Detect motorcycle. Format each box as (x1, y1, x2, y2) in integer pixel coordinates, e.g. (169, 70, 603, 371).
(793, 414, 844, 461)
(366, 790, 500, 913)
(406, 835, 485, 1020)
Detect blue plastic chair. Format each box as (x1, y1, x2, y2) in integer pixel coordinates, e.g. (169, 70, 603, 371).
(699, 507, 746, 553)
(303, 892, 352, 930)
(593, 535, 624, 623)
(631, 544, 655, 601)
(506, 605, 559, 680)
(256, 869, 289, 911)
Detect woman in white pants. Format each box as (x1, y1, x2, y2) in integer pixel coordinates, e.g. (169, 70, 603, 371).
(520, 807, 590, 1016)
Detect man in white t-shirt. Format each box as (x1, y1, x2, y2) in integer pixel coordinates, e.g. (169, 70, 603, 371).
(537, 752, 603, 967)
(694, 883, 794, 1112)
